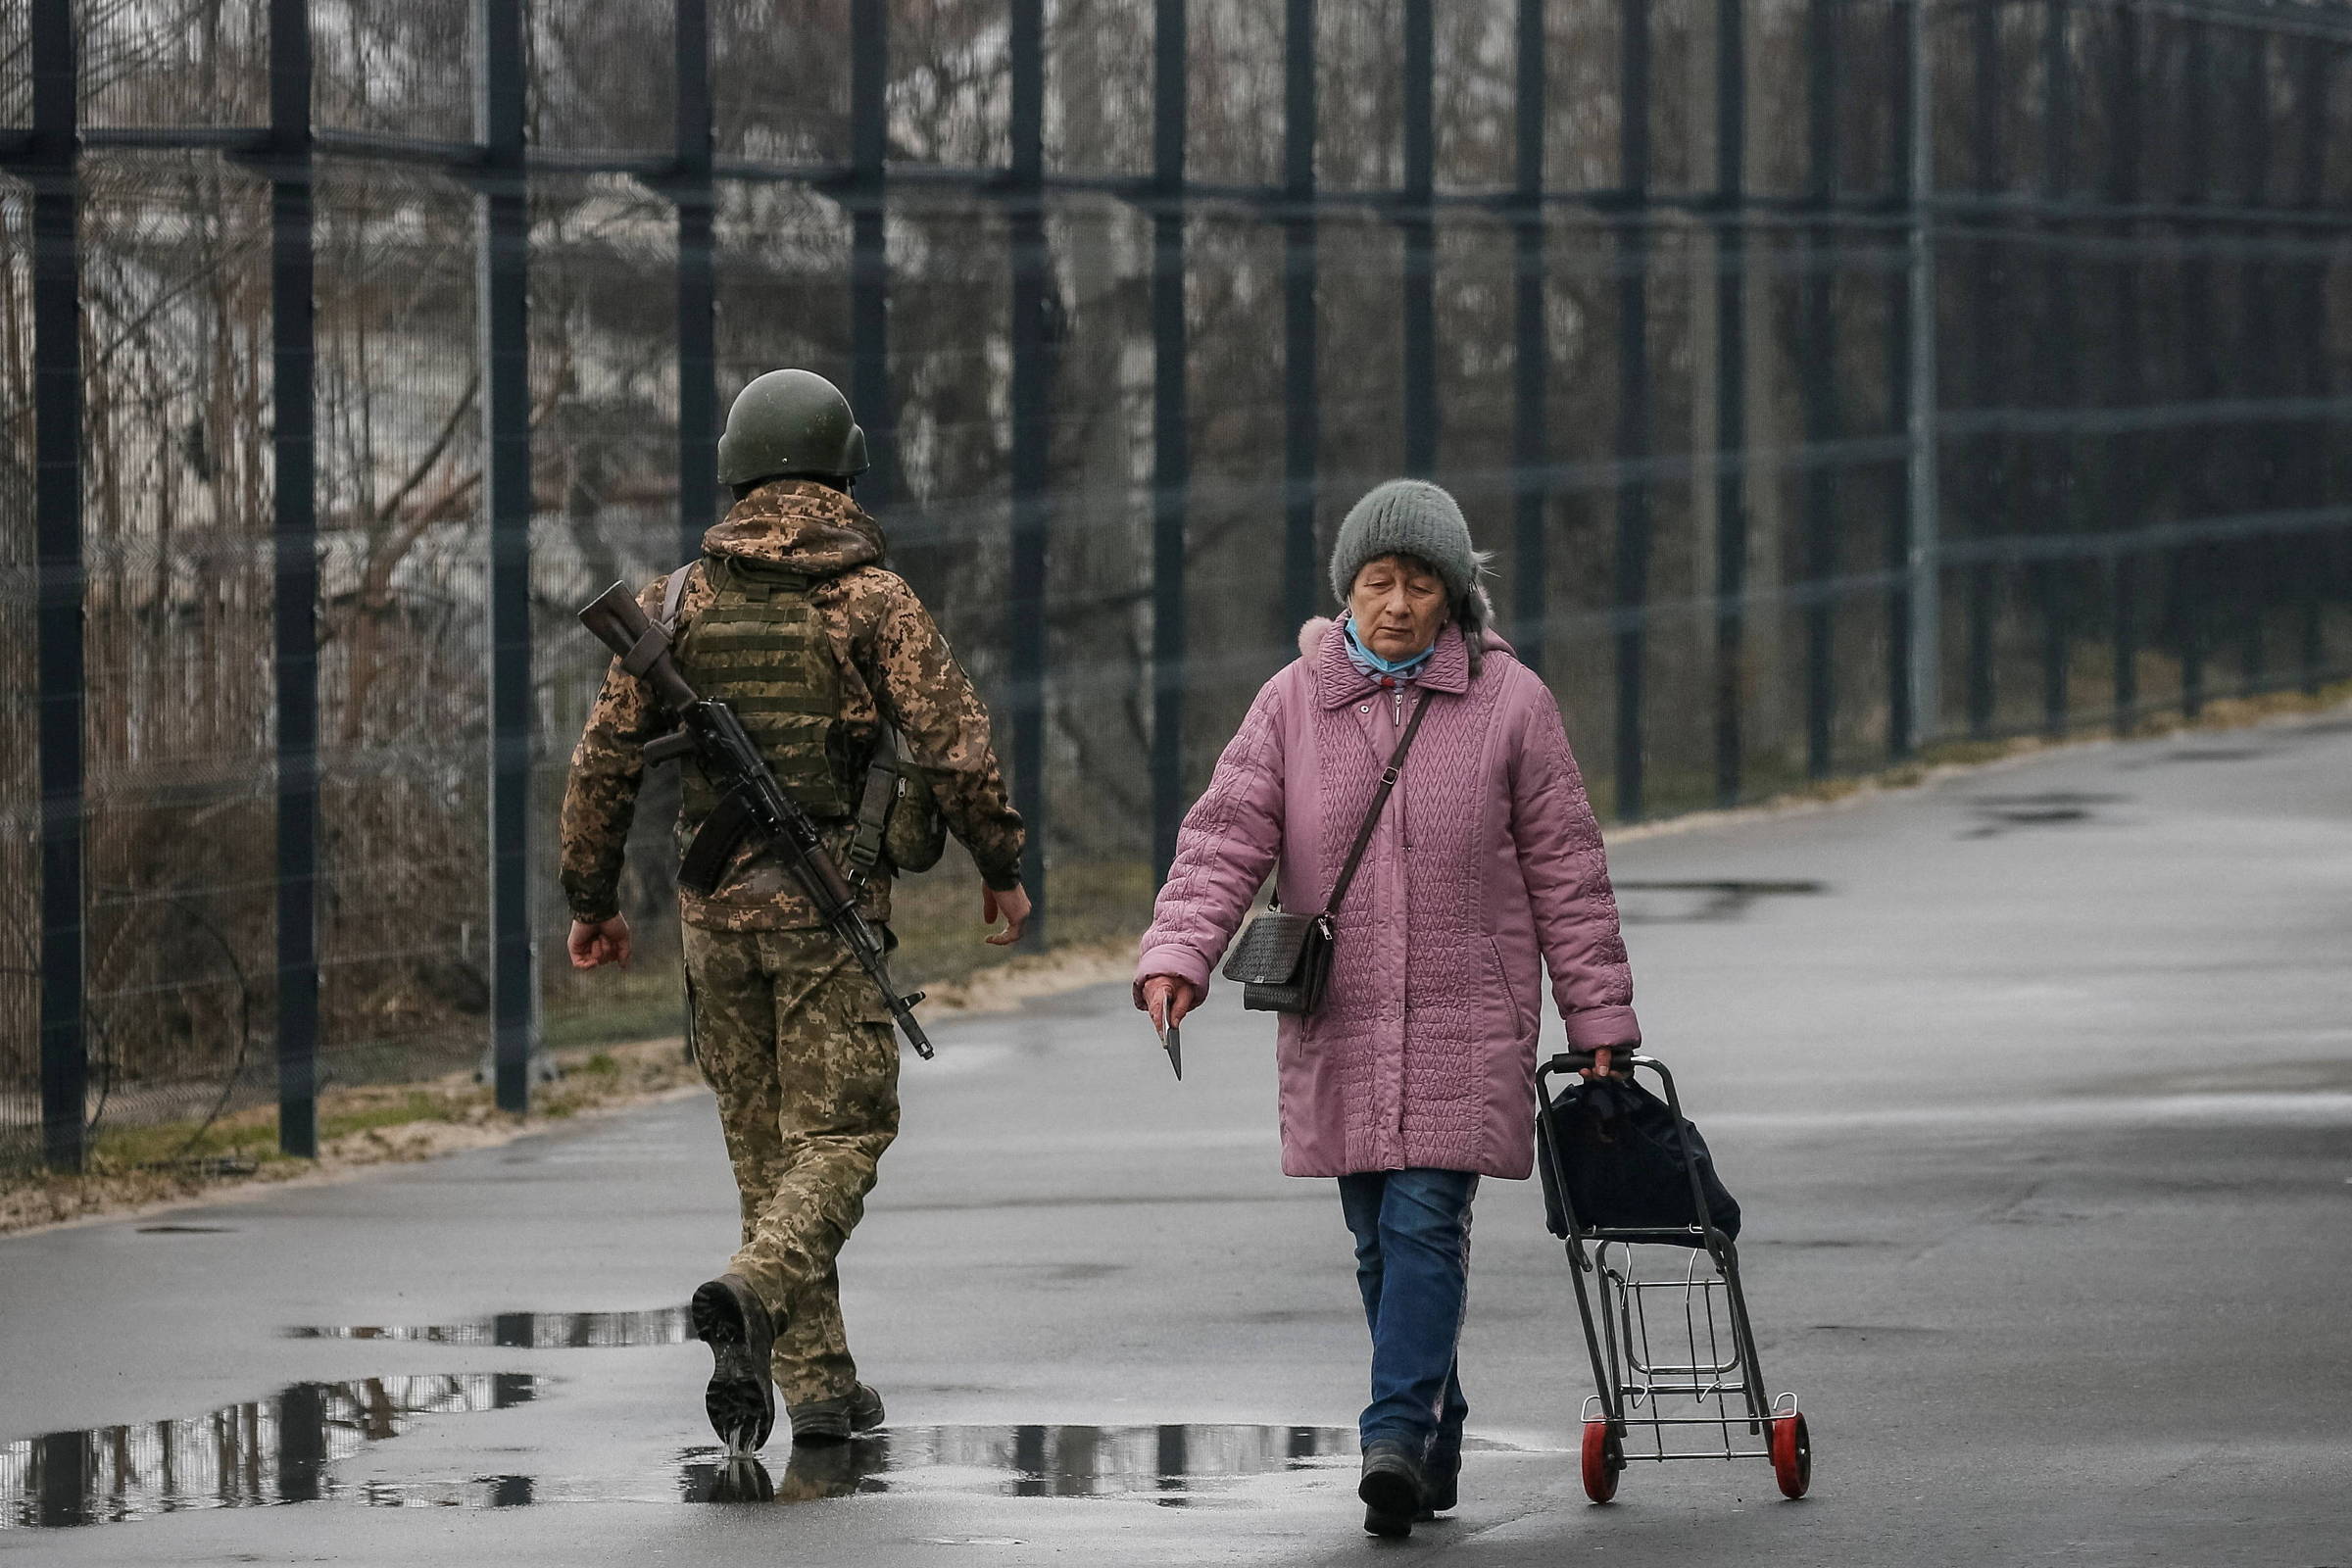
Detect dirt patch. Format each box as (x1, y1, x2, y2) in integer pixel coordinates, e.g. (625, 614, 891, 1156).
(0, 1037, 705, 1239)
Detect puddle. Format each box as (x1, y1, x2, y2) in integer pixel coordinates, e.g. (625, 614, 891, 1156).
(283, 1308, 690, 1348)
(11, 1411, 1516, 1527)
(1021, 1263, 1128, 1285)
(2120, 746, 2269, 767)
(3, 1373, 540, 1528)
(680, 1424, 1380, 1507)
(1801, 1324, 1946, 1343)
(1960, 791, 2127, 838)
(136, 1225, 235, 1235)
(1613, 880, 1826, 923)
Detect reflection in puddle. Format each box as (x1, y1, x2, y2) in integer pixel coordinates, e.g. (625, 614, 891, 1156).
(11, 1416, 1491, 1528)
(2, 1374, 540, 1528)
(682, 1424, 1363, 1508)
(283, 1308, 690, 1348)
(680, 1437, 889, 1504)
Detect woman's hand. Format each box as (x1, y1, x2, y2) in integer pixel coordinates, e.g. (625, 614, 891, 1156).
(1579, 1045, 1637, 1081)
(1140, 974, 1200, 1033)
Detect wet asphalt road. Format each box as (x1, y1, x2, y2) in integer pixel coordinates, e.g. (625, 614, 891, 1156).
(6, 710, 2350, 1565)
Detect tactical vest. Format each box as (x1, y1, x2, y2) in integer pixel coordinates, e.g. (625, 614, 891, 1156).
(671, 555, 859, 824)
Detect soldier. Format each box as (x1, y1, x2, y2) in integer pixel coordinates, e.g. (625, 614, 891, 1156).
(560, 368, 1030, 1454)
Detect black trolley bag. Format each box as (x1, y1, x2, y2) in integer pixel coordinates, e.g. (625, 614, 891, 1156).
(1533, 1050, 1813, 1503)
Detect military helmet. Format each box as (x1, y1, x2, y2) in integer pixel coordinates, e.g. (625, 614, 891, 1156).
(715, 368, 871, 486)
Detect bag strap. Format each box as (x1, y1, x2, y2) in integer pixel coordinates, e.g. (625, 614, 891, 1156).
(657, 558, 699, 636)
(1319, 692, 1434, 920)
(845, 725, 902, 884)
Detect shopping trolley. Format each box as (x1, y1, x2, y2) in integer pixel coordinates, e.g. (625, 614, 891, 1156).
(1535, 1051, 1812, 1503)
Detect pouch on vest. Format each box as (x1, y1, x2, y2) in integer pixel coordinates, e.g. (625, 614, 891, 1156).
(1537, 1077, 1742, 1248)
(670, 554, 856, 826)
(847, 726, 947, 882)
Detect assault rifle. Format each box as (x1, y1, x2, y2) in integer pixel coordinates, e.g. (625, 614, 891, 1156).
(578, 582, 934, 1059)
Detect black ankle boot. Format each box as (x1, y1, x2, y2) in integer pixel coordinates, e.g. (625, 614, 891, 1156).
(1358, 1440, 1426, 1537)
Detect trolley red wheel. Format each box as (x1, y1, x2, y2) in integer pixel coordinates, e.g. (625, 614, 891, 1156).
(1768, 1411, 1811, 1499)
(1580, 1418, 1622, 1503)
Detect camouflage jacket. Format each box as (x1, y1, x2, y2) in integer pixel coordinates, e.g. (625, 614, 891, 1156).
(560, 480, 1026, 932)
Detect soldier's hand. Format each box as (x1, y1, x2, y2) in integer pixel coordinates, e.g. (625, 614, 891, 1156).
(982, 883, 1031, 947)
(567, 915, 632, 971)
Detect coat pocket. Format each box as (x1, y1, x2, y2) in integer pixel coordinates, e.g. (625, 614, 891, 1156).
(1487, 936, 1537, 1040)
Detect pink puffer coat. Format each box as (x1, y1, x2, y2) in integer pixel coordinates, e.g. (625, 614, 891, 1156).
(1135, 617, 1639, 1179)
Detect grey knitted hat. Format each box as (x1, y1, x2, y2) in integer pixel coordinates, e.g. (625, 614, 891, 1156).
(1329, 478, 1494, 669)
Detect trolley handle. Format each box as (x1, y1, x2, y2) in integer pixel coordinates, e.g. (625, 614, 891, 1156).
(1545, 1050, 1643, 1078)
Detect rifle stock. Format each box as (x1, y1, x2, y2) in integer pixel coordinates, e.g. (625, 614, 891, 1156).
(580, 582, 701, 711)
(577, 580, 936, 1059)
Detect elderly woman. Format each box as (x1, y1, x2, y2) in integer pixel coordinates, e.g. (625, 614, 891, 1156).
(1135, 479, 1639, 1538)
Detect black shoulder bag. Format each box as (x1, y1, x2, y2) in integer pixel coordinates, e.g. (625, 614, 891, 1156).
(1220, 693, 1433, 1014)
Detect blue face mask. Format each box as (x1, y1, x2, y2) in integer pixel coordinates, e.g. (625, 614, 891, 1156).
(1343, 615, 1437, 676)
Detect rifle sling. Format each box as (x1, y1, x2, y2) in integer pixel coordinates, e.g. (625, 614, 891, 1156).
(620, 626, 670, 678)
(677, 787, 760, 898)
(846, 729, 901, 882)
(659, 560, 698, 635)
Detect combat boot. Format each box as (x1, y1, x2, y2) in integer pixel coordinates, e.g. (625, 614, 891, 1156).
(789, 1382, 886, 1444)
(690, 1274, 776, 1454)
(1358, 1439, 1425, 1538)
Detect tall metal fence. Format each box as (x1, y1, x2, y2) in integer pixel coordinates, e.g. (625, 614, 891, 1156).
(7, 0, 2351, 1171)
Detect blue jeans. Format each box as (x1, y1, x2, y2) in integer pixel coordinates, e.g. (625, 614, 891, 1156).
(1337, 1167, 1477, 1467)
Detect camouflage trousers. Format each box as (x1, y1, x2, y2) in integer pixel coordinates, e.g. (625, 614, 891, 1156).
(681, 922, 901, 1409)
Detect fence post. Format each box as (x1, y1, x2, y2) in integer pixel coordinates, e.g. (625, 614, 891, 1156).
(2234, 29, 2273, 699)
(478, 0, 535, 1111)
(1401, 0, 1436, 477)
(2173, 21, 2211, 719)
(1961, 0, 1999, 738)
(1801, 0, 1840, 779)
(2292, 33, 2331, 694)
(850, 0, 895, 502)
(1007, 0, 1049, 947)
(1511, 0, 1547, 678)
(33, 0, 85, 1173)
(1612, 0, 1652, 820)
(270, 0, 321, 1157)
(2106, 6, 2142, 734)
(675, 0, 716, 566)
(1282, 0, 1319, 633)
(2177, 19, 2218, 720)
(1150, 0, 1190, 886)
(2038, 0, 2076, 736)
(1902, 0, 1942, 752)
(1712, 0, 1747, 807)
